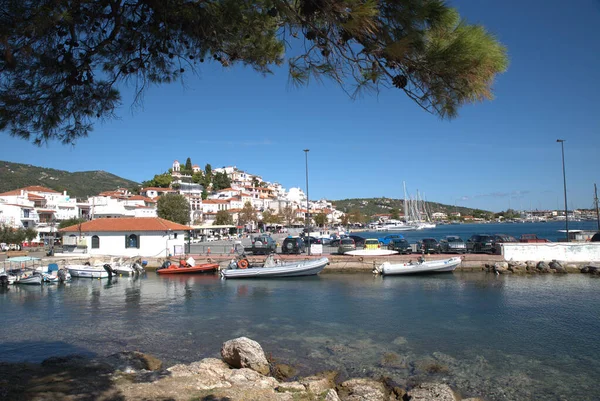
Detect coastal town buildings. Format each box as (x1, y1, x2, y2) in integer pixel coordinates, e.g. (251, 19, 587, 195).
(59, 217, 191, 257)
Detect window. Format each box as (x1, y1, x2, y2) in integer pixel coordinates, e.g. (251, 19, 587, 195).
(125, 234, 139, 249)
(91, 235, 100, 249)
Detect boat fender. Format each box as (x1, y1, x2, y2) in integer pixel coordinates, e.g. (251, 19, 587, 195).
(358, 256, 364, 262)
(237, 259, 249, 269)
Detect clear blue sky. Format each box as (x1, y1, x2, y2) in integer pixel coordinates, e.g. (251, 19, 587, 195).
(1, 0, 599, 212)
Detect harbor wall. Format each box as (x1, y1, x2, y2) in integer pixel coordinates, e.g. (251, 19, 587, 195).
(502, 243, 600, 262)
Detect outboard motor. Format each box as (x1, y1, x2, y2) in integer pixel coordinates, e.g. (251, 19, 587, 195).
(103, 263, 115, 278)
(157, 260, 172, 273)
(0, 275, 8, 286)
(57, 269, 67, 283)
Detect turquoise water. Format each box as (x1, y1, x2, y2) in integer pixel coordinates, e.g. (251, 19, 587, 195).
(1, 272, 599, 400)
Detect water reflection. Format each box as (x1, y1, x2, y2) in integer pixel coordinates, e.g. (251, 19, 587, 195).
(0, 272, 598, 400)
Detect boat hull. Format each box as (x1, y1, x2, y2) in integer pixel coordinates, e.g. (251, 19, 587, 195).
(380, 257, 462, 276)
(67, 265, 110, 279)
(345, 249, 398, 256)
(156, 263, 219, 275)
(16, 275, 42, 285)
(221, 257, 329, 279)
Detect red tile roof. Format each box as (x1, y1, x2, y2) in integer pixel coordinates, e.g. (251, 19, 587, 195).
(203, 199, 229, 204)
(27, 194, 45, 200)
(59, 217, 192, 232)
(0, 186, 60, 196)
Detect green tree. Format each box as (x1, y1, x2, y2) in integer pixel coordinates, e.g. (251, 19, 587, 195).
(201, 189, 208, 200)
(261, 209, 281, 226)
(142, 172, 172, 188)
(280, 205, 297, 227)
(58, 217, 87, 229)
(184, 157, 193, 175)
(192, 171, 204, 185)
(203, 164, 213, 189)
(212, 171, 232, 191)
(1, 1, 507, 145)
(251, 177, 260, 187)
(215, 210, 233, 225)
(348, 209, 366, 225)
(313, 212, 328, 227)
(157, 193, 190, 225)
(390, 208, 400, 220)
(340, 213, 350, 227)
(0, 225, 38, 244)
(239, 201, 257, 227)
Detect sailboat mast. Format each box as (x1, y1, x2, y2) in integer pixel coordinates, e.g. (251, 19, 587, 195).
(403, 181, 408, 223)
(595, 183, 600, 231)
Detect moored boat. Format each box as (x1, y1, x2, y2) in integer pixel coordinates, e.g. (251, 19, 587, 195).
(221, 255, 329, 279)
(156, 258, 219, 275)
(377, 256, 462, 276)
(66, 264, 110, 279)
(16, 272, 43, 285)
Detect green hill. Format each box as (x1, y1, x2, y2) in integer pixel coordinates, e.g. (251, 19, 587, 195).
(331, 197, 489, 220)
(0, 160, 139, 199)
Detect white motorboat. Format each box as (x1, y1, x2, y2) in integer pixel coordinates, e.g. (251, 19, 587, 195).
(66, 264, 110, 279)
(345, 249, 398, 256)
(15, 272, 43, 285)
(377, 256, 462, 276)
(221, 256, 329, 279)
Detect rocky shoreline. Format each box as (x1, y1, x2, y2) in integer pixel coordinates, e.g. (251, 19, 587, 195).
(0, 337, 485, 401)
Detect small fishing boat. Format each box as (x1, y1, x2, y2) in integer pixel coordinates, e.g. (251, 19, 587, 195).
(221, 255, 329, 279)
(106, 259, 146, 276)
(66, 264, 110, 279)
(156, 257, 219, 275)
(16, 272, 43, 285)
(377, 256, 463, 276)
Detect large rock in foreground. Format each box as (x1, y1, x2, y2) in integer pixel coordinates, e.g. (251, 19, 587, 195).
(409, 383, 458, 401)
(221, 337, 270, 375)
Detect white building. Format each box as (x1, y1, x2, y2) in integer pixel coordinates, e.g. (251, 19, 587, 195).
(59, 217, 192, 257)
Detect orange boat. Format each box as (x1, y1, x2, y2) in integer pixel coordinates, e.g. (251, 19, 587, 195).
(156, 259, 219, 275)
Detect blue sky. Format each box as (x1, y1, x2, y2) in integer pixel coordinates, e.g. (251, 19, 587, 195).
(1, 0, 599, 212)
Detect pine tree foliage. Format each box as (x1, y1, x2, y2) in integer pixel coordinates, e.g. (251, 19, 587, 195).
(1, 0, 507, 145)
(157, 193, 190, 224)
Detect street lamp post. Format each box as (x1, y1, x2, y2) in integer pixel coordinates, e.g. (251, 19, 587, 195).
(557, 139, 569, 242)
(304, 149, 310, 256)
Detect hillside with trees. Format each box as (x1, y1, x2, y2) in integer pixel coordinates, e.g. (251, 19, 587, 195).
(0, 160, 138, 198)
(332, 197, 492, 221)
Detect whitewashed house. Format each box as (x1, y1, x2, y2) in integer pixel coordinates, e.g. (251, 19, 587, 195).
(59, 217, 192, 257)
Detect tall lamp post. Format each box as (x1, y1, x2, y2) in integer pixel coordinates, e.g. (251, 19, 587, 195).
(304, 149, 310, 256)
(557, 139, 569, 242)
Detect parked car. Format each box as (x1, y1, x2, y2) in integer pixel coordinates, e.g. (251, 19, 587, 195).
(305, 236, 322, 245)
(417, 238, 441, 254)
(387, 238, 412, 254)
(378, 234, 404, 246)
(251, 234, 277, 255)
(519, 234, 550, 243)
(492, 234, 519, 254)
(364, 238, 380, 250)
(348, 235, 366, 248)
(281, 236, 306, 254)
(338, 238, 356, 254)
(439, 236, 466, 254)
(466, 234, 495, 253)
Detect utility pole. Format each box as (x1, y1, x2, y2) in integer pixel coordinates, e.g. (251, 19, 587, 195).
(595, 183, 600, 231)
(557, 139, 569, 242)
(304, 149, 310, 256)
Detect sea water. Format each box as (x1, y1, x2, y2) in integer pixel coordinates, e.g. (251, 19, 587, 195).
(1, 272, 599, 400)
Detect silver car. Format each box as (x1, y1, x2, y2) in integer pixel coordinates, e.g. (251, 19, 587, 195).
(439, 236, 466, 254)
(338, 238, 356, 254)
